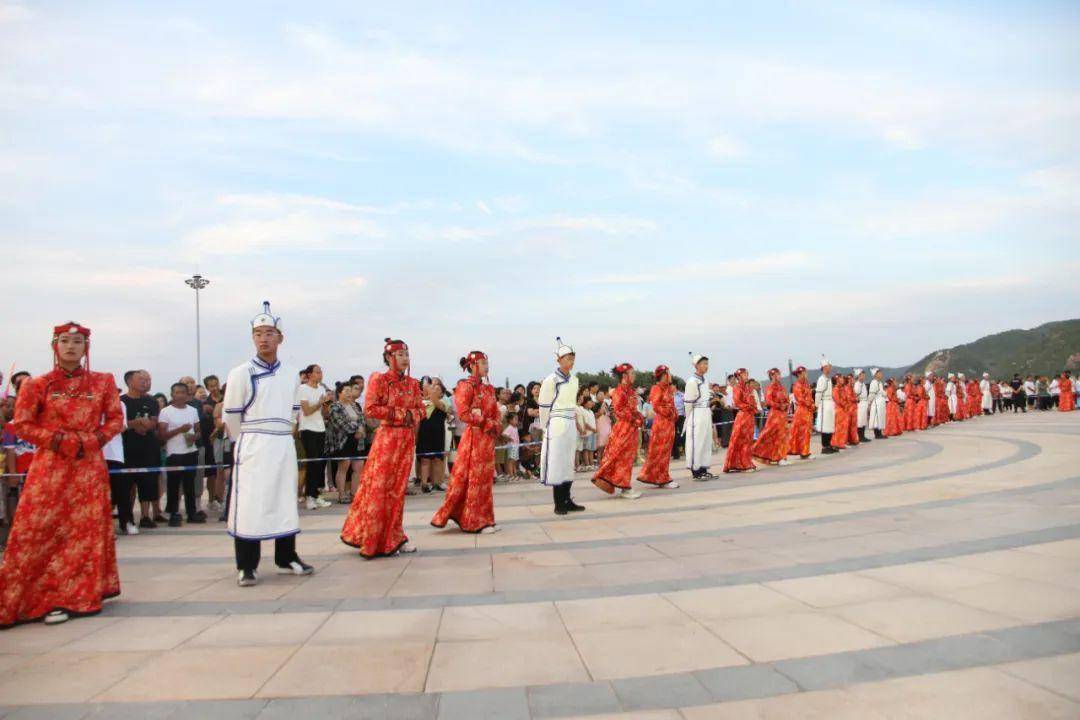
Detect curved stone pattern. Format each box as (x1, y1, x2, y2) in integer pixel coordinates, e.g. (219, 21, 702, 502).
(1, 413, 1079, 718)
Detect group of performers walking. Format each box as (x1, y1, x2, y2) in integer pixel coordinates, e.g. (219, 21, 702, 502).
(2, 306, 1076, 628)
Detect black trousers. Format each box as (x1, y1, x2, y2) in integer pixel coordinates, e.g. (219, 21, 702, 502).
(165, 452, 199, 519)
(719, 409, 735, 447)
(300, 430, 327, 499)
(553, 481, 573, 509)
(673, 417, 685, 458)
(107, 461, 134, 528)
(234, 534, 298, 572)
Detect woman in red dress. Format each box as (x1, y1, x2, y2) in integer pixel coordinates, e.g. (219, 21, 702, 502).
(901, 376, 916, 431)
(884, 379, 904, 437)
(723, 368, 757, 472)
(341, 339, 424, 557)
(592, 364, 643, 499)
(831, 375, 850, 449)
(1059, 372, 1075, 412)
(637, 365, 679, 489)
(916, 377, 930, 430)
(431, 351, 501, 533)
(845, 374, 860, 446)
(933, 376, 950, 426)
(1, 322, 124, 628)
(787, 366, 815, 459)
(752, 368, 790, 465)
(966, 378, 982, 419)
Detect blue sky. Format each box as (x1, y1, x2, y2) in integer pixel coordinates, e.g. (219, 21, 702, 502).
(2, 1, 1078, 387)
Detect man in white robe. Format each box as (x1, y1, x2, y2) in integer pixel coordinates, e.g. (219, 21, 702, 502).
(924, 373, 936, 425)
(539, 338, 583, 515)
(946, 374, 958, 419)
(868, 368, 887, 438)
(223, 302, 313, 587)
(854, 369, 871, 442)
(814, 358, 837, 454)
(683, 353, 715, 479)
(980, 373, 993, 414)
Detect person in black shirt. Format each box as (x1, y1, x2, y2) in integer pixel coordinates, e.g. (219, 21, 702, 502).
(120, 370, 162, 528)
(1009, 374, 1027, 413)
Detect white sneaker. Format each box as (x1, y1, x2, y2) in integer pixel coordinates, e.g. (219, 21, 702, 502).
(479, 525, 501, 534)
(125, 522, 139, 535)
(305, 497, 317, 510)
(237, 569, 258, 587)
(778, 460, 790, 466)
(398, 542, 418, 554)
(315, 497, 333, 508)
(44, 610, 69, 625)
(661, 481, 680, 489)
(276, 560, 314, 576)
(618, 488, 642, 499)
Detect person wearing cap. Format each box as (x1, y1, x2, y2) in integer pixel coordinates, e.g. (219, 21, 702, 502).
(1, 322, 124, 627)
(684, 353, 716, 479)
(787, 366, 816, 459)
(868, 369, 887, 439)
(854, 369, 871, 443)
(591, 363, 644, 499)
(844, 374, 860, 445)
(342, 338, 425, 556)
(952, 374, 966, 421)
(222, 302, 314, 587)
(752, 368, 790, 466)
(539, 339, 584, 514)
(980, 373, 993, 415)
(884, 378, 904, 437)
(814, 358, 837, 453)
(723, 368, 757, 473)
(921, 373, 935, 428)
(431, 351, 501, 533)
(638, 365, 680, 489)
(945, 373, 958, 421)
(831, 375, 851, 449)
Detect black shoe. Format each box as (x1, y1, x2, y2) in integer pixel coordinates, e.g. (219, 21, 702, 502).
(567, 500, 586, 512)
(421, 485, 432, 494)
(194, 510, 208, 521)
(154, 513, 168, 523)
(237, 569, 258, 587)
(554, 506, 569, 516)
(187, 515, 207, 524)
(118, 523, 129, 535)
(168, 513, 182, 527)
(822, 446, 838, 454)
(138, 517, 157, 529)
(276, 559, 314, 576)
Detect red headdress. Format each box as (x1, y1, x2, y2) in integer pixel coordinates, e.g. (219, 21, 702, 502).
(613, 363, 634, 379)
(654, 364, 669, 380)
(794, 365, 807, 375)
(383, 338, 409, 374)
(459, 350, 488, 377)
(52, 321, 91, 372)
(767, 367, 780, 378)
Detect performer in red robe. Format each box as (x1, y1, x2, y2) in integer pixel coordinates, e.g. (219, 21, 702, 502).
(954, 375, 968, 421)
(637, 365, 679, 489)
(787, 366, 815, 459)
(1059, 372, 1075, 412)
(752, 368, 790, 465)
(593, 363, 643, 498)
(845, 375, 860, 446)
(884, 379, 904, 437)
(723, 368, 757, 472)
(915, 377, 929, 430)
(966, 378, 982, 419)
(341, 338, 424, 557)
(431, 351, 500, 533)
(933, 377, 950, 426)
(831, 375, 850, 449)
(901, 376, 917, 431)
(1, 322, 124, 628)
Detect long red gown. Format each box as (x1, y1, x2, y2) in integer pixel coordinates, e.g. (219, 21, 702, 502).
(431, 377, 499, 532)
(593, 383, 642, 492)
(831, 384, 849, 448)
(954, 383, 967, 421)
(966, 380, 982, 418)
(884, 384, 904, 437)
(1, 368, 123, 628)
(638, 382, 676, 486)
(933, 379, 950, 426)
(341, 369, 424, 557)
(752, 380, 790, 463)
(723, 381, 757, 471)
(901, 382, 916, 431)
(1059, 375, 1076, 412)
(916, 384, 929, 430)
(846, 384, 859, 445)
(787, 379, 815, 457)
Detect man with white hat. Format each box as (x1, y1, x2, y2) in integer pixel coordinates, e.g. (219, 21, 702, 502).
(539, 338, 584, 515)
(867, 368, 887, 439)
(980, 372, 993, 415)
(683, 353, 716, 479)
(814, 357, 837, 453)
(945, 373, 958, 420)
(924, 372, 937, 427)
(854, 369, 871, 443)
(222, 301, 313, 587)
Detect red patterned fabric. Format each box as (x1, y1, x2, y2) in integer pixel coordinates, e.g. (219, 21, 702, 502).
(593, 383, 642, 492)
(787, 379, 815, 456)
(831, 384, 849, 448)
(1059, 375, 1075, 412)
(638, 382, 676, 485)
(753, 380, 790, 462)
(340, 369, 424, 557)
(966, 380, 982, 418)
(431, 377, 499, 532)
(955, 384, 967, 420)
(885, 384, 904, 437)
(723, 381, 757, 471)
(933, 379, 949, 425)
(1, 368, 123, 628)
(846, 384, 859, 444)
(915, 385, 929, 430)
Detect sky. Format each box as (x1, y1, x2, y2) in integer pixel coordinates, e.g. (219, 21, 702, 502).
(2, 0, 1078, 388)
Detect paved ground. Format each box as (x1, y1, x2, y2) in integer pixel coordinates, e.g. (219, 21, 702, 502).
(1, 411, 1079, 719)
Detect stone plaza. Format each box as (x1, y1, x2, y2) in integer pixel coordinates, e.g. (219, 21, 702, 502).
(1, 411, 1078, 719)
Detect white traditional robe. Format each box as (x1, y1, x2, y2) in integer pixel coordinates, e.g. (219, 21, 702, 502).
(868, 379, 886, 430)
(814, 373, 835, 433)
(683, 373, 712, 471)
(854, 380, 869, 429)
(946, 381, 958, 415)
(538, 369, 579, 486)
(980, 379, 992, 410)
(223, 357, 302, 541)
(925, 380, 935, 419)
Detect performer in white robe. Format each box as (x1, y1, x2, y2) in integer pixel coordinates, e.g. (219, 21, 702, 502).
(683, 353, 715, 479)
(868, 368, 887, 438)
(815, 358, 837, 454)
(854, 369, 871, 442)
(925, 373, 936, 424)
(223, 302, 313, 587)
(539, 338, 583, 515)
(946, 374, 958, 418)
(980, 373, 993, 414)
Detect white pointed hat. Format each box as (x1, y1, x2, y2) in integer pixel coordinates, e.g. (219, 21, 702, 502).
(251, 300, 281, 331)
(554, 336, 575, 359)
(689, 351, 706, 367)
(820, 355, 831, 368)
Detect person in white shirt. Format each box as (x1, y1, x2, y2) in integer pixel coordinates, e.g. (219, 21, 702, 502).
(868, 368, 887, 439)
(815, 358, 837, 454)
(296, 364, 333, 510)
(683, 353, 715, 479)
(539, 338, 584, 515)
(103, 410, 136, 535)
(157, 382, 203, 527)
(854, 369, 871, 443)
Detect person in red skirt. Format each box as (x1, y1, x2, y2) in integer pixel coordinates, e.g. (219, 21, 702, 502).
(831, 375, 850, 450)
(884, 379, 904, 437)
(787, 366, 815, 460)
(1, 322, 124, 628)
(637, 365, 679, 489)
(723, 368, 757, 473)
(592, 363, 644, 499)
(845, 374, 860, 446)
(752, 368, 790, 466)
(340, 338, 424, 557)
(431, 351, 501, 533)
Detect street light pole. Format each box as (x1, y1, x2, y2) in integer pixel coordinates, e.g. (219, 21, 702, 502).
(184, 274, 210, 381)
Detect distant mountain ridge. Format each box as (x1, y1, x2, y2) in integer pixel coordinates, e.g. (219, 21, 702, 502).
(789, 318, 1080, 383)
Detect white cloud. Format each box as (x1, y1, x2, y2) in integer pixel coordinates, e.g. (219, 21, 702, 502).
(595, 251, 818, 285)
(475, 200, 493, 215)
(706, 133, 747, 161)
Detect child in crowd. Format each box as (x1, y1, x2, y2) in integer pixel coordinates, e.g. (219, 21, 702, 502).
(594, 400, 612, 463)
(502, 413, 521, 479)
